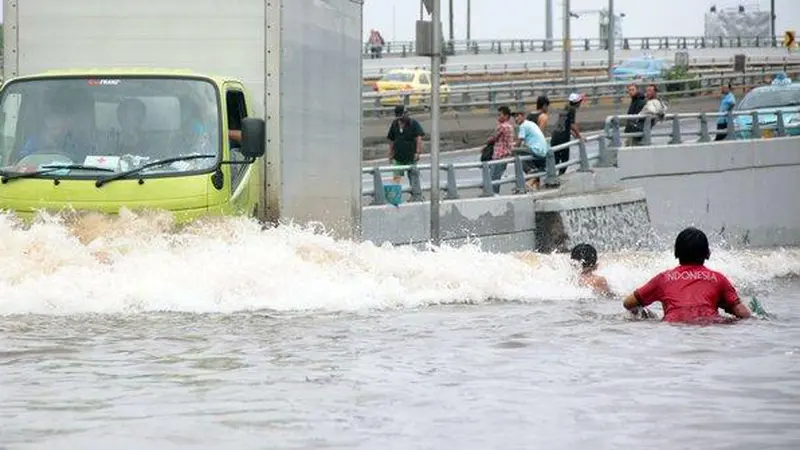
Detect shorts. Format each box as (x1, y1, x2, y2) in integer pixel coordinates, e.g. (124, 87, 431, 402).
(523, 156, 547, 174)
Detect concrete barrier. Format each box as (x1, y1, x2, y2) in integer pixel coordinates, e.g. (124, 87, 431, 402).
(617, 136, 800, 247)
(361, 196, 536, 253)
(362, 136, 800, 252)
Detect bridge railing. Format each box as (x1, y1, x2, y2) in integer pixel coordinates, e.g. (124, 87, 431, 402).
(362, 54, 798, 79)
(362, 68, 799, 117)
(362, 108, 800, 205)
(363, 35, 780, 58)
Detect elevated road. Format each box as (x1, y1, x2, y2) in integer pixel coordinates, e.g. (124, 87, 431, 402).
(363, 35, 778, 59)
(362, 47, 794, 81)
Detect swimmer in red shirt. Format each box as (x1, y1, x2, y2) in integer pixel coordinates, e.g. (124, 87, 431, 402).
(570, 243, 612, 297)
(622, 227, 752, 323)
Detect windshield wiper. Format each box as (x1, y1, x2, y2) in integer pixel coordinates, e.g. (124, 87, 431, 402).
(95, 154, 216, 187)
(0, 164, 115, 184)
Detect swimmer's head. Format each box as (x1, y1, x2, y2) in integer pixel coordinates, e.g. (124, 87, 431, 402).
(674, 227, 710, 265)
(570, 243, 598, 270)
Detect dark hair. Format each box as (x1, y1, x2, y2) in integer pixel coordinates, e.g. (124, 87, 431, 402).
(647, 84, 659, 93)
(498, 106, 511, 116)
(570, 243, 598, 269)
(674, 227, 711, 265)
(536, 96, 550, 110)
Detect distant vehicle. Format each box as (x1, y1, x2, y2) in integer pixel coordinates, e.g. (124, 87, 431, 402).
(373, 69, 451, 106)
(609, 56, 667, 81)
(732, 81, 800, 139)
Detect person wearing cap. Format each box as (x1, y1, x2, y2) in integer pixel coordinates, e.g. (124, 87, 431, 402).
(622, 227, 753, 324)
(387, 105, 424, 183)
(550, 93, 584, 175)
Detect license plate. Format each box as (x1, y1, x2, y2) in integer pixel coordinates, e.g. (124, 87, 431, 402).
(761, 129, 774, 139)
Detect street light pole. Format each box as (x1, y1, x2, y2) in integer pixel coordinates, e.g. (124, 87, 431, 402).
(770, 0, 776, 45)
(430, 0, 442, 246)
(563, 0, 571, 84)
(466, 0, 471, 41)
(608, 0, 615, 73)
(545, 0, 553, 50)
(448, 0, 454, 41)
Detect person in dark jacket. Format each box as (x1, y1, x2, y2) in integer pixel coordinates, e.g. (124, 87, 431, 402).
(623, 83, 647, 146)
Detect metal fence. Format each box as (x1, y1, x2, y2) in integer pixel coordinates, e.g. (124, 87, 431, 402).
(362, 54, 799, 79)
(363, 35, 780, 59)
(362, 68, 800, 117)
(362, 107, 800, 205)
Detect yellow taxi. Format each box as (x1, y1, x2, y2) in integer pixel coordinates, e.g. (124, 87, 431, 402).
(373, 69, 451, 106)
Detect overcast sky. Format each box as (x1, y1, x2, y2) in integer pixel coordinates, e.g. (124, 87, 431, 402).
(364, 0, 799, 42)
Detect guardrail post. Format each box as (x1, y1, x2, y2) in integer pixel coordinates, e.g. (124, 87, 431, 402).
(371, 168, 386, 206)
(578, 140, 590, 171)
(513, 154, 526, 192)
(445, 164, 459, 200)
(480, 163, 495, 197)
(409, 166, 424, 202)
(749, 111, 760, 139)
(597, 136, 617, 168)
(543, 151, 560, 188)
(642, 117, 653, 146)
(669, 117, 682, 144)
(610, 117, 623, 148)
(698, 113, 710, 142)
(776, 110, 786, 137)
(725, 110, 736, 140)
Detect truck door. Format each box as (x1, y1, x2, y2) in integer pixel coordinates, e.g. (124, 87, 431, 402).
(225, 88, 248, 193)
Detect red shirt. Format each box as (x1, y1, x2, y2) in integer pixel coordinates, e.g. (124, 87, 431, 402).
(634, 265, 742, 323)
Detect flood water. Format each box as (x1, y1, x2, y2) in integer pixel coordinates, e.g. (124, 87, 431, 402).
(1, 211, 799, 449)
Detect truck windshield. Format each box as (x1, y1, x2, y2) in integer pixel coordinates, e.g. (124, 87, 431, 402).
(0, 77, 220, 178)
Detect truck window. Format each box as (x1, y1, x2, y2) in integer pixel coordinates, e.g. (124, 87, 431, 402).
(226, 90, 248, 192)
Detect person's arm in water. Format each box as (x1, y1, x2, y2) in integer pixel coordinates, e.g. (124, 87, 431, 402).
(718, 274, 753, 319)
(622, 274, 662, 318)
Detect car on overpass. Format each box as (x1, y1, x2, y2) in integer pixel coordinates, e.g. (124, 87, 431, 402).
(609, 56, 667, 81)
(732, 77, 800, 139)
(373, 68, 451, 107)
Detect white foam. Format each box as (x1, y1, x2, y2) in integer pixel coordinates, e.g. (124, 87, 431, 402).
(0, 210, 798, 316)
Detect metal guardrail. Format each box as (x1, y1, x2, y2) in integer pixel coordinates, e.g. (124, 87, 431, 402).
(362, 107, 800, 205)
(364, 35, 780, 59)
(362, 68, 800, 117)
(362, 54, 799, 79)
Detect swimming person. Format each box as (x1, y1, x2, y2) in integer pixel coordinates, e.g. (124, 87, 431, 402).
(570, 243, 612, 297)
(621, 227, 753, 323)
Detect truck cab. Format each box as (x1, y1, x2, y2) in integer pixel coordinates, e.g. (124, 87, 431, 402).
(0, 70, 266, 223)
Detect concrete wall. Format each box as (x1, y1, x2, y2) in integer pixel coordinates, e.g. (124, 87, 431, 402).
(361, 196, 536, 253)
(617, 136, 800, 247)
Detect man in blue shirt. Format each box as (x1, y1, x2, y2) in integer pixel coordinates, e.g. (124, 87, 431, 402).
(716, 83, 736, 141)
(514, 111, 549, 190)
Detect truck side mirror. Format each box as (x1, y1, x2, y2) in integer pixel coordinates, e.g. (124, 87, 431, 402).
(240, 117, 266, 159)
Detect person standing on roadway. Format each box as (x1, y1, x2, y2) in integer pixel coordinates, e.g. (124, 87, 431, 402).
(550, 93, 584, 175)
(513, 111, 549, 190)
(624, 84, 647, 146)
(387, 105, 424, 184)
(621, 227, 753, 324)
(486, 106, 515, 194)
(716, 83, 736, 141)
